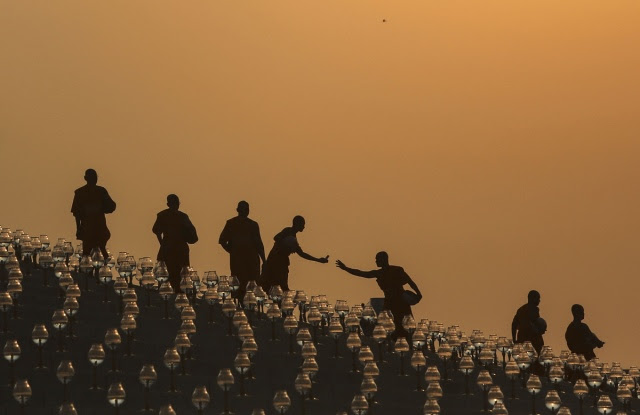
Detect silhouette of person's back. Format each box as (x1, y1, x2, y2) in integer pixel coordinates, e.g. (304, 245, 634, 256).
(219, 201, 265, 299)
(565, 304, 604, 361)
(259, 216, 328, 292)
(71, 169, 116, 259)
(152, 194, 198, 292)
(336, 251, 422, 340)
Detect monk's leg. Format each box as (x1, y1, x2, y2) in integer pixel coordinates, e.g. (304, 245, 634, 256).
(391, 309, 410, 341)
(166, 261, 182, 293)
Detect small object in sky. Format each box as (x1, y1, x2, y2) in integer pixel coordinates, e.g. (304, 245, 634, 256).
(382, 19, 386, 23)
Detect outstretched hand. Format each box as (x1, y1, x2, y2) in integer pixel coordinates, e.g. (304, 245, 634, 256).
(335, 259, 346, 270)
(318, 255, 330, 264)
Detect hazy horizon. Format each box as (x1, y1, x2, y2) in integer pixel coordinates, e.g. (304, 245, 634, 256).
(2, 0, 639, 365)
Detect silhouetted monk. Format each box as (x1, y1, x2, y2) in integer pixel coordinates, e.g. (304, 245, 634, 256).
(335, 252, 422, 340)
(152, 194, 198, 292)
(219, 201, 266, 297)
(512, 290, 544, 354)
(71, 169, 116, 260)
(259, 216, 328, 292)
(565, 304, 604, 361)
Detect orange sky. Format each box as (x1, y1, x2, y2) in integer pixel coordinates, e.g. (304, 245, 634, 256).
(1, 0, 639, 365)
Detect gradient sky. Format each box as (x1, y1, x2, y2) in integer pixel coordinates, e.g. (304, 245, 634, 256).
(2, 0, 639, 365)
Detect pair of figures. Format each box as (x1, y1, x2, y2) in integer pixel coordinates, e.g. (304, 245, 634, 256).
(72, 170, 198, 292)
(512, 290, 605, 361)
(218, 208, 330, 296)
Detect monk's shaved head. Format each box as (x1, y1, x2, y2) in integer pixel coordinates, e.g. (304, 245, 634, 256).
(84, 168, 97, 185)
(167, 194, 180, 209)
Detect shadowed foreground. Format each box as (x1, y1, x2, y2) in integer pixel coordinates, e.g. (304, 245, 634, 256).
(0, 242, 638, 414)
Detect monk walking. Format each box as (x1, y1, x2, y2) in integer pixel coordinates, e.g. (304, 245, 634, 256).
(335, 251, 422, 340)
(71, 169, 116, 260)
(565, 304, 605, 361)
(219, 201, 266, 298)
(152, 194, 198, 292)
(259, 215, 329, 292)
(511, 290, 544, 353)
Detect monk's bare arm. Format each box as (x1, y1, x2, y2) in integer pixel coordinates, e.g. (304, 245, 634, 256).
(297, 247, 329, 263)
(335, 260, 378, 278)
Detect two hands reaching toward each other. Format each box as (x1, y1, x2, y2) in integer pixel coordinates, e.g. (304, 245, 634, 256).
(335, 259, 346, 270)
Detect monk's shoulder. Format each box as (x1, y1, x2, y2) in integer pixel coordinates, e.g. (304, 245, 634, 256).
(156, 208, 171, 218)
(389, 265, 405, 274)
(74, 185, 88, 195)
